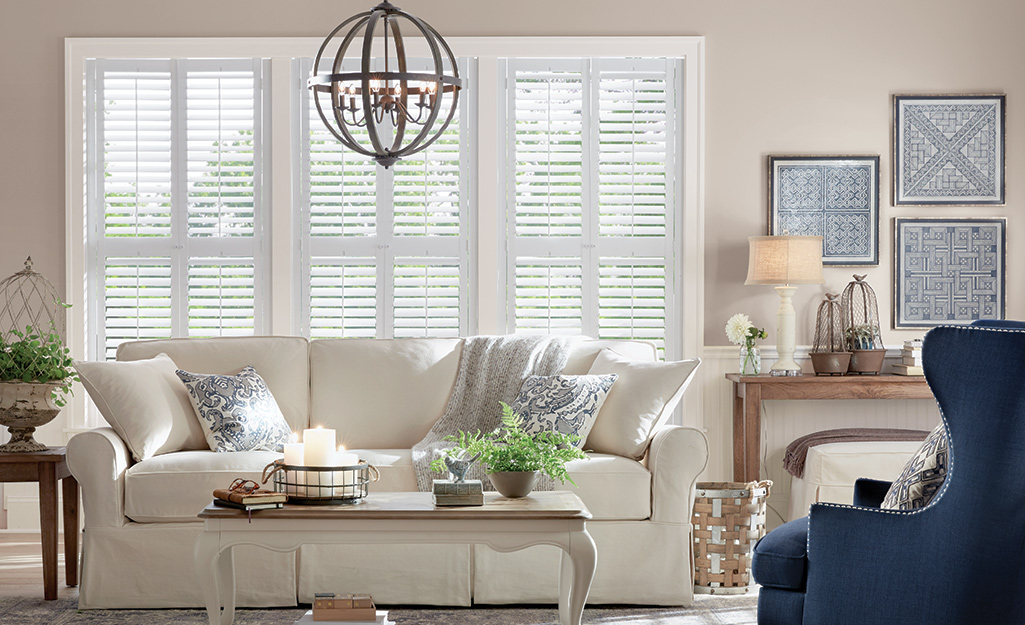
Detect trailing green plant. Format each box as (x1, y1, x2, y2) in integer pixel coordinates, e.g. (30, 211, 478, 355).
(0, 325, 77, 407)
(844, 323, 880, 351)
(430, 402, 587, 485)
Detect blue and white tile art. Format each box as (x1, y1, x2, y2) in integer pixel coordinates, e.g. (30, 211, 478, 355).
(894, 218, 1005, 328)
(894, 95, 1005, 205)
(770, 156, 879, 265)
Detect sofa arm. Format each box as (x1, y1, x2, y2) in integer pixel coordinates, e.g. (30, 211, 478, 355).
(67, 427, 130, 529)
(648, 425, 709, 524)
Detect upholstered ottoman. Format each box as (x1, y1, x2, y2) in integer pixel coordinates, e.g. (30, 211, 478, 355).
(787, 441, 923, 521)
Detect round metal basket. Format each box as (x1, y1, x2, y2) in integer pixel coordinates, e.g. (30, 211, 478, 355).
(261, 459, 379, 505)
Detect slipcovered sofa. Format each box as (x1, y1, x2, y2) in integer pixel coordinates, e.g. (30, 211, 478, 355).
(66, 336, 707, 609)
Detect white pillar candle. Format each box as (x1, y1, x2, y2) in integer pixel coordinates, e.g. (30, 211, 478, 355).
(303, 427, 336, 466)
(334, 448, 360, 495)
(283, 442, 304, 466)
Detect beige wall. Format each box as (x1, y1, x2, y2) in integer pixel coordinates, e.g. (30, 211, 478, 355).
(1, 0, 1022, 348)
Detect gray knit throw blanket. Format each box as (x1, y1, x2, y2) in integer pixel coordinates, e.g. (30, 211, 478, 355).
(412, 335, 572, 492)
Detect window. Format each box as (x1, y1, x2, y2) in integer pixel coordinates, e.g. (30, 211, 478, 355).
(86, 58, 265, 359)
(68, 37, 704, 429)
(503, 58, 678, 357)
(298, 58, 474, 340)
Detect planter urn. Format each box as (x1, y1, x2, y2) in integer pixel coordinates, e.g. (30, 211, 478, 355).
(0, 381, 61, 452)
(489, 470, 539, 498)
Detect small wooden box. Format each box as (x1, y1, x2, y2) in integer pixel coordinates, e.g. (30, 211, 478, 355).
(432, 479, 484, 506)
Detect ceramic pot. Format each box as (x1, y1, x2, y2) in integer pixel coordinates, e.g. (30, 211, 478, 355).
(0, 381, 62, 452)
(810, 352, 852, 376)
(489, 470, 539, 498)
(848, 349, 886, 375)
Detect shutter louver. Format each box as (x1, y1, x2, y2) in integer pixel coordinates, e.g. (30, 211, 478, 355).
(309, 261, 377, 339)
(101, 68, 173, 238)
(514, 260, 583, 335)
(103, 260, 173, 360)
(598, 260, 667, 356)
(513, 65, 584, 238)
(598, 66, 668, 238)
(186, 68, 257, 237)
(187, 259, 256, 337)
(393, 260, 461, 338)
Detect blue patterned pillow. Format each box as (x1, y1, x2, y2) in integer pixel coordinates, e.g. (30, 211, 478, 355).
(175, 366, 292, 453)
(510, 374, 618, 448)
(881, 423, 949, 510)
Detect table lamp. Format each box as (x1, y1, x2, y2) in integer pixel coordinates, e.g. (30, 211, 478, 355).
(745, 235, 824, 376)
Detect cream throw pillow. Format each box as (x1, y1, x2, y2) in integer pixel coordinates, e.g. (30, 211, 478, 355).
(585, 348, 700, 459)
(74, 353, 207, 462)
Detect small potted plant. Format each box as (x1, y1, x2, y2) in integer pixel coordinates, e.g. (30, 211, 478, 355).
(844, 323, 886, 374)
(431, 402, 587, 498)
(0, 325, 77, 452)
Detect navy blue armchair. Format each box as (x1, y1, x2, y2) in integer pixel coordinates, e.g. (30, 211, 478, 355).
(752, 321, 1025, 625)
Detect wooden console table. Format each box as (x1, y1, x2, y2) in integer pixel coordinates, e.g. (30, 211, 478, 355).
(726, 374, 934, 482)
(0, 447, 79, 599)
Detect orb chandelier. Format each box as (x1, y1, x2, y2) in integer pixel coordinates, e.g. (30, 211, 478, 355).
(308, 1, 463, 169)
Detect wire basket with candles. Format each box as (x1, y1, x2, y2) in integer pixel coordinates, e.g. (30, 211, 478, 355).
(262, 427, 379, 505)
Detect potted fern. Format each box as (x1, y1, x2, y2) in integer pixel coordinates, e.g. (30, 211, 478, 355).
(431, 402, 587, 498)
(0, 325, 77, 452)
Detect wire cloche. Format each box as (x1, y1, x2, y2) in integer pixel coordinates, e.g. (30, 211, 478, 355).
(840, 274, 885, 374)
(810, 293, 851, 375)
(308, 1, 463, 168)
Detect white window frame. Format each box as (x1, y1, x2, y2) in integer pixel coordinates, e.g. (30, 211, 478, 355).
(65, 36, 704, 431)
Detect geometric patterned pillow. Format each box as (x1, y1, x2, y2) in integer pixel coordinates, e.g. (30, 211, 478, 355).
(175, 366, 292, 453)
(510, 374, 618, 449)
(880, 422, 949, 510)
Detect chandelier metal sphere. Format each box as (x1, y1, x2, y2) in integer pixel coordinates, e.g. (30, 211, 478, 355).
(308, 1, 463, 168)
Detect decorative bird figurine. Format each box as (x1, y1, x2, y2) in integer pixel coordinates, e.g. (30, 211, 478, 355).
(444, 452, 482, 483)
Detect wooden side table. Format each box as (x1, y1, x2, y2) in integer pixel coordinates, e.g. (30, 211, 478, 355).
(0, 447, 79, 599)
(726, 374, 934, 483)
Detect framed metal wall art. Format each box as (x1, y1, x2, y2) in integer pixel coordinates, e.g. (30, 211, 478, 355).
(893, 94, 1006, 206)
(894, 217, 1006, 329)
(768, 155, 879, 266)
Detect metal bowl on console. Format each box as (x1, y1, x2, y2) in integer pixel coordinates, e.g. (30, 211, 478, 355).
(848, 349, 886, 374)
(262, 459, 379, 505)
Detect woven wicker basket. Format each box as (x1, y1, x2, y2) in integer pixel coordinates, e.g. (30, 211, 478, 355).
(693, 480, 772, 594)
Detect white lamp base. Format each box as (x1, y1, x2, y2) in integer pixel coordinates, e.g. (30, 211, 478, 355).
(770, 285, 803, 377)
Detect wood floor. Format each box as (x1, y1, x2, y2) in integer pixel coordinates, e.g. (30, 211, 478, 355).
(0, 532, 79, 600)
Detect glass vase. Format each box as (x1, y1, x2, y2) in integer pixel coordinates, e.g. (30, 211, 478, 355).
(740, 344, 761, 375)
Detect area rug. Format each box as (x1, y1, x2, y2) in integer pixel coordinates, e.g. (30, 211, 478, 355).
(0, 594, 758, 624)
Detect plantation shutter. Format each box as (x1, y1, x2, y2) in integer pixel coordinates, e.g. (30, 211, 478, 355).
(505, 58, 677, 357)
(299, 57, 472, 339)
(87, 58, 265, 359)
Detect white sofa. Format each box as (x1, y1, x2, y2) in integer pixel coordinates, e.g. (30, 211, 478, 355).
(66, 336, 707, 609)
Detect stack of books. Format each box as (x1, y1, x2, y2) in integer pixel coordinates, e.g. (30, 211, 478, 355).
(212, 487, 286, 511)
(432, 479, 484, 506)
(892, 339, 924, 376)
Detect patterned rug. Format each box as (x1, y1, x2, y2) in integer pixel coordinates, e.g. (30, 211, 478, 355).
(0, 594, 759, 624)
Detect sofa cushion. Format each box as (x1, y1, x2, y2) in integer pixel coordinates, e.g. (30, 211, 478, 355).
(310, 339, 464, 449)
(561, 339, 657, 374)
(74, 354, 207, 462)
(510, 374, 618, 447)
(176, 366, 292, 453)
(585, 348, 700, 459)
(752, 516, 809, 591)
(124, 448, 650, 522)
(125, 450, 283, 522)
(116, 337, 310, 434)
(881, 423, 949, 510)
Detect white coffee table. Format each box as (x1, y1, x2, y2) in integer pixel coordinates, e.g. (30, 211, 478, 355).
(194, 491, 596, 625)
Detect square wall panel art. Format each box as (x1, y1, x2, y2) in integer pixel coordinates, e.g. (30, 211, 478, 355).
(894, 218, 1005, 329)
(769, 155, 879, 265)
(893, 94, 1005, 205)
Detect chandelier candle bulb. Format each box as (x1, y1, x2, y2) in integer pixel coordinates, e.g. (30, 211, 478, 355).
(303, 427, 336, 466)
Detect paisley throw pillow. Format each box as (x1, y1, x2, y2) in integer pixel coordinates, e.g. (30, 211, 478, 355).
(175, 366, 292, 453)
(881, 423, 949, 510)
(510, 374, 618, 448)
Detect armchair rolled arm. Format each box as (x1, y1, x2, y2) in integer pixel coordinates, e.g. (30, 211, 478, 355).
(66, 427, 130, 529)
(647, 425, 708, 524)
(852, 478, 892, 508)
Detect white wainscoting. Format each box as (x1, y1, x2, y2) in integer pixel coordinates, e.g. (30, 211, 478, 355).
(699, 346, 940, 529)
